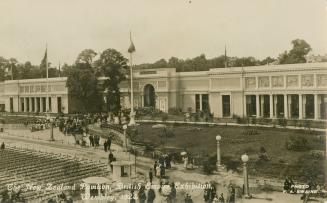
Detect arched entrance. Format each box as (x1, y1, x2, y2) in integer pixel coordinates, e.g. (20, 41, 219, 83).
(144, 84, 155, 108)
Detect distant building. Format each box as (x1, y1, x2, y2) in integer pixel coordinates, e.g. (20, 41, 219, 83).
(0, 62, 326, 120)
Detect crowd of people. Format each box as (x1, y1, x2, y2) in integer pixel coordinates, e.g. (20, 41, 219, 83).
(152, 154, 172, 179)
(28, 119, 52, 132)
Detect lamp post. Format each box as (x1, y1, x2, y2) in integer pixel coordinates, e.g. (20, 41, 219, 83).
(216, 135, 221, 170)
(122, 124, 128, 152)
(241, 154, 251, 198)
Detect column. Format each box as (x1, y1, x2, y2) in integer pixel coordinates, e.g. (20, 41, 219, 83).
(299, 94, 303, 119)
(256, 95, 260, 117)
(199, 94, 203, 111)
(45, 97, 49, 113)
(314, 94, 319, 120)
(40, 98, 44, 112)
(24, 97, 28, 112)
(284, 94, 288, 119)
(29, 97, 33, 112)
(274, 95, 277, 117)
(303, 95, 306, 118)
(269, 94, 273, 118)
(288, 95, 291, 118)
(34, 97, 38, 112)
(244, 96, 247, 118)
(260, 95, 264, 117)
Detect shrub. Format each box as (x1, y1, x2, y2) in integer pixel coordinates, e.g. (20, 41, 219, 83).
(285, 136, 311, 151)
(201, 155, 217, 175)
(309, 150, 325, 160)
(127, 127, 138, 141)
(278, 118, 287, 128)
(168, 107, 183, 116)
(303, 120, 312, 130)
(161, 113, 168, 122)
(222, 156, 242, 172)
(242, 128, 259, 136)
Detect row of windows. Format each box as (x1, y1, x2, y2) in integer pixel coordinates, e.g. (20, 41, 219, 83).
(18, 85, 65, 93)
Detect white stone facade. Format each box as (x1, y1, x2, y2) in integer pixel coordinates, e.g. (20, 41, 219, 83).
(0, 62, 326, 120)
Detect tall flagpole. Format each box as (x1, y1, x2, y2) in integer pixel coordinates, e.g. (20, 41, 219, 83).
(58, 61, 61, 78)
(224, 44, 227, 68)
(128, 32, 136, 125)
(46, 43, 49, 113)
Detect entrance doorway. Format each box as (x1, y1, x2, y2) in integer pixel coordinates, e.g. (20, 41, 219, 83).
(144, 84, 155, 108)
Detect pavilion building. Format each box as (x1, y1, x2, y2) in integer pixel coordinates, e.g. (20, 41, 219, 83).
(0, 62, 326, 120)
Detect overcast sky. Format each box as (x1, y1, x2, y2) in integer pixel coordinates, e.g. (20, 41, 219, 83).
(0, 0, 326, 66)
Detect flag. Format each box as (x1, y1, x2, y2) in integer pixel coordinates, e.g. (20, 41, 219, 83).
(224, 45, 227, 68)
(58, 61, 61, 77)
(40, 45, 48, 78)
(128, 32, 136, 53)
(6, 65, 13, 80)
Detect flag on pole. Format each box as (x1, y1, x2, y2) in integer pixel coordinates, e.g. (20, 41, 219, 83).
(224, 45, 227, 68)
(6, 65, 13, 80)
(40, 45, 48, 78)
(58, 61, 61, 77)
(128, 32, 136, 53)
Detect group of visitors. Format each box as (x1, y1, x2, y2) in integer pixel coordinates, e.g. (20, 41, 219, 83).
(152, 154, 172, 178)
(103, 137, 112, 152)
(29, 119, 51, 132)
(129, 186, 156, 203)
(203, 183, 235, 203)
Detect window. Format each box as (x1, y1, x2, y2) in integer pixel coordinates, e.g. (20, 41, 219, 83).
(222, 95, 230, 117)
(246, 95, 256, 116)
(48, 97, 52, 112)
(10, 98, 13, 112)
(121, 166, 129, 177)
(195, 94, 200, 112)
(202, 94, 209, 113)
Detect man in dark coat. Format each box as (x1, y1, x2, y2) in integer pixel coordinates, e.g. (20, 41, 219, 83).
(89, 135, 94, 147)
(138, 186, 147, 203)
(0, 142, 5, 150)
(149, 169, 153, 184)
(104, 140, 108, 152)
(107, 137, 112, 150)
(147, 188, 156, 203)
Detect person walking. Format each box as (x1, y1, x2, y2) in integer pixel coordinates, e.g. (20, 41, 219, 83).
(0, 142, 5, 150)
(103, 139, 108, 152)
(107, 137, 112, 150)
(153, 161, 157, 177)
(138, 186, 147, 203)
(147, 188, 156, 203)
(148, 169, 153, 184)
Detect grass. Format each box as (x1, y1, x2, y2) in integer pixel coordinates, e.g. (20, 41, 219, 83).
(133, 123, 326, 181)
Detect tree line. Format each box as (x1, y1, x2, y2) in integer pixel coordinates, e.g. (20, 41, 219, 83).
(135, 39, 316, 72)
(0, 39, 323, 113)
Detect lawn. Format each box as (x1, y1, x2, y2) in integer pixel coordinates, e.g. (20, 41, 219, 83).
(133, 123, 326, 182)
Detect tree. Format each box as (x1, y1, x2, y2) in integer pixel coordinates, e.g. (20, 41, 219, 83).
(278, 39, 312, 64)
(96, 48, 128, 115)
(75, 49, 97, 65)
(66, 63, 102, 112)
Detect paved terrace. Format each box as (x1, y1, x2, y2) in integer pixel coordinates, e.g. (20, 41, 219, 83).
(0, 124, 315, 202)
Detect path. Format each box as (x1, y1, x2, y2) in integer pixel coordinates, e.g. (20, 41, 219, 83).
(0, 125, 314, 202)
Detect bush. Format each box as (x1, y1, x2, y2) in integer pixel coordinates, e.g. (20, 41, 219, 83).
(168, 107, 183, 116)
(285, 136, 311, 151)
(242, 128, 259, 136)
(278, 118, 287, 128)
(222, 156, 242, 172)
(202, 155, 217, 175)
(127, 127, 138, 141)
(161, 113, 168, 122)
